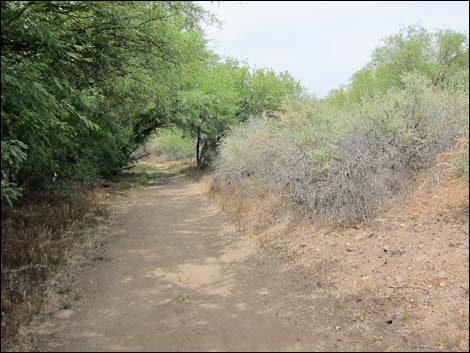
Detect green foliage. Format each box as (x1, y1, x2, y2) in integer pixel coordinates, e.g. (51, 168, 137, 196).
(177, 56, 248, 167)
(146, 129, 194, 161)
(326, 25, 469, 106)
(244, 68, 304, 119)
(176, 56, 304, 168)
(1, 0, 303, 200)
(1, 1, 210, 201)
(1, 140, 28, 205)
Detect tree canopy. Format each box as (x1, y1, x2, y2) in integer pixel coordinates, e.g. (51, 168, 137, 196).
(176, 56, 303, 167)
(1, 1, 304, 203)
(326, 25, 469, 106)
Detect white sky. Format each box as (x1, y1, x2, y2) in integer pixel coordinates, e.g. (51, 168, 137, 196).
(200, 1, 469, 97)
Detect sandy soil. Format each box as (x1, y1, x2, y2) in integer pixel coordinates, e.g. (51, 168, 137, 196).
(220, 171, 469, 352)
(19, 169, 469, 352)
(26, 175, 306, 352)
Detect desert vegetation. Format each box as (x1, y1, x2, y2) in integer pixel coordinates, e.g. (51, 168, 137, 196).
(214, 25, 469, 226)
(215, 73, 469, 225)
(1, 1, 302, 206)
(0, 1, 303, 346)
(209, 25, 468, 350)
(1, 1, 468, 350)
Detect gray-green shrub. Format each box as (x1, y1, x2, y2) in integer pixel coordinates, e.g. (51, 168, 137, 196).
(215, 73, 469, 225)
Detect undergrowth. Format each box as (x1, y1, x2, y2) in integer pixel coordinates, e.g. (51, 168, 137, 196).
(214, 74, 469, 226)
(0, 187, 110, 348)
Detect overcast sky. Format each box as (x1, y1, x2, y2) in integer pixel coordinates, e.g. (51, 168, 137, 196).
(200, 1, 469, 97)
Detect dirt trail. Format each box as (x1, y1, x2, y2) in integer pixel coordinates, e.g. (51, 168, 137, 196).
(25, 170, 468, 352)
(36, 175, 305, 352)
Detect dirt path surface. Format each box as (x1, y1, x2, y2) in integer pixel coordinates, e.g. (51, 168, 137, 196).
(24, 171, 469, 352)
(34, 175, 305, 352)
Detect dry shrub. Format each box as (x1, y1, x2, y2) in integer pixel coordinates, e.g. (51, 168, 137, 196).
(1, 187, 110, 348)
(211, 178, 292, 235)
(215, 73, 469, 226)
(437, 135, 469, 179)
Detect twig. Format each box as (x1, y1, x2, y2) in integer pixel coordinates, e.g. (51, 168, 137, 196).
(386, 284, 430, 301)
(386, 285, 429, 292)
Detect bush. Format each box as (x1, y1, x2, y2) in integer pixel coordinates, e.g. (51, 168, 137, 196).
(140, 129, 194, 162)
(1, 140, 28, 205)
(215, 74, 469, 225)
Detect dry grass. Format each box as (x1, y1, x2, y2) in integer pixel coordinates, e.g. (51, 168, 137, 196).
(211, 179, 298, 236)
(1, 159, 194, 349)
(0, 185, 117, 349)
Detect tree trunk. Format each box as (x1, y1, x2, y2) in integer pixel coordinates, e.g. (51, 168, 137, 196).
(196, 126, 202, 168)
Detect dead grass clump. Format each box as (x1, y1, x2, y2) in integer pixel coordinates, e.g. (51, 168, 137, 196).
(1, 187, 110, 348)
(437, 135, 469, 179)
(211, 179, 295, 236)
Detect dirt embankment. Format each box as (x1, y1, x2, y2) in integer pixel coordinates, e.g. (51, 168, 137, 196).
(214, 168, 469, 351)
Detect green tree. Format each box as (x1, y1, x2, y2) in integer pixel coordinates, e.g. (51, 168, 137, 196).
(243, 68, 304, 119)
(177, 56, 249, 167)
(431, 29, 469, 87)
(326, 25, 469, 106)
(176, 57, 304, 168)
(1, 1, 210, 200)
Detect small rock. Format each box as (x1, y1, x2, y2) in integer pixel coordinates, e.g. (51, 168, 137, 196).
(389, 245, 404, 255)
(55, 309, 74, 320)
(384, 245, 404, 255)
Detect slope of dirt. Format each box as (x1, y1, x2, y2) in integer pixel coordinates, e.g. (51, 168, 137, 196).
(228, 171, 469, 351)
